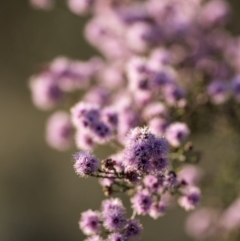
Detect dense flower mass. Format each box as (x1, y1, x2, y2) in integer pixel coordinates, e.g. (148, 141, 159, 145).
(29, 0, 240, 240)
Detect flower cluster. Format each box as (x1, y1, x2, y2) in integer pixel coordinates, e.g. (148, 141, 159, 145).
(29, 0, 240, 240)
(79, 198, 142, 241)
(72, 127, 201, 240)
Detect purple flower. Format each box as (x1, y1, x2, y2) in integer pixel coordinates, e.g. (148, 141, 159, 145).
(178, 186, 201, 211)
(99, 64, 125, 90)
(83, 87, 110, 107)
(75, 131, 95, 150)
(131, 189, 153, 215)
(149, 200, 167, 219)
(125, 126, 155, 147)
(102, 107, 119, 129)
(117, 106, 139, 145)
(207, 80, 229, 104)
(149, 48, 172, 68)
(151, 137, 169, 157)
(73, 151, 99, 177)
(142, 102, 167, 121)
(50, 57, 90, 92)
(124, 219, 142, 238)
(149, 117, 168, 136)
(124, 141, 152, 173)
(150, 156, 168, 173)
(219, 197, 240, 231)
(186, 208, 218, 240)
(107, 233, 127, 241)
(164, 171, 179, 189)
(165, 122, 190, 147)
(92, 121, 112, 144)
(103, 209, 126, 232)
(71, 102, 100, 129)
(79, 210, 101, 235)
(101, 198, 126, 216)
(163, 84, 185, 106)
(143, 175, 164, 193)
(125, 22, 152, 53)
(46, 111, 73, 151)
(151, 66, 176, 88)
(29, 73, 63, 110)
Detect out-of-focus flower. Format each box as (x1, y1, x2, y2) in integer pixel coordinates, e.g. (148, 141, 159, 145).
(165, 122, 190, 147)
(46, 111, 73, 151)
(124, 219, 142, 238)
(79, 210, 101, 235)
(207, 80, 229, 104)
(178, 186, 201, 211)
(29, 73, 63, 110)
(185, 208, 219, 240)
(149, 200, 167, 219)
(219, 197, 240, 231)
(131, 189, 153, 215)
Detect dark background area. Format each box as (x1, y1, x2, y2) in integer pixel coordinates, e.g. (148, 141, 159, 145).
(1, 1, 240, 240)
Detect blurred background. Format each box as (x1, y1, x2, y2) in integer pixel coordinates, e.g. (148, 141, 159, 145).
(1, 0, 240, 240)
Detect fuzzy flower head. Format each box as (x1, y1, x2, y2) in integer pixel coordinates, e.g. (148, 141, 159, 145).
(124, 141, 152, 172)
(79, 210, 101, 236)
(73, 151, 99, 177)
(101, 198, 126, 217)
(131, 189, 153, 215)
(143, 175, 164, 193)
(124, 127, 169, 173)
(71, 102, 100, 129)
(124, 219, 143, 238)
(149, 200, 167, 219)
(150, 156, 169, 174)
(92, 121, 112, 144)
(178, 187, 201, 211)
(165, 122, 190, 147)
(125, 126, 155, 147)
(103, 209, 126, 232)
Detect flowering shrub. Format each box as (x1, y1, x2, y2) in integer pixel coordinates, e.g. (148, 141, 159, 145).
(29, 0, 240, 240)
